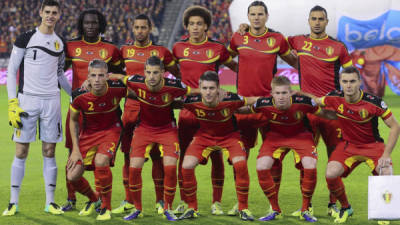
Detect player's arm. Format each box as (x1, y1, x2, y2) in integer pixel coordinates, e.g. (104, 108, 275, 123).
(280, 51, 298, 69)
(7, 45, 29, 128)
(109, 62, 124, 74)
(126, 89, 138, 99)
(236, 23, 250, 36)
(67, 107, 83, 170)
(236, 105, 252, 114)
(166, 63, 181, 79)
(378, 115, 400, 171)
(315, 108, 337, 120)
(293, 90, 324, 106)
(109, 73, 126, 80)
(58, 52, 72, 96)
(223, 59, 238, 73)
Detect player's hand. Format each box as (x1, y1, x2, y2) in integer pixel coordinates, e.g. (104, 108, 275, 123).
(377, 154, 392, 172)
(67, 150, 83, 171)
(218, 88, 228, 101)
(80, 79, 91, 91)
(237, 23, 250, 35)
(8, 98, 29, 129)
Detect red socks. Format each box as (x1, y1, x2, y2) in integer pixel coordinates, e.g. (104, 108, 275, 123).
(122, 154, 130, 202)
(326, 177, 349, 208)
(94, 166, 113, 210)
(152, 158, 164, 203)
(182, 168, 197, 210)
(177, 156, 186, 203)
(71, 176, 97, 202)
(301, 168, 317, 211)
(233, 161, 249, 211)
(65, 164, 76, 201)
(129, 167, 143, 210)
(210, 152, 224, 203)
(163, 165, 177, 210)
(271, 160, 282, 196)
(257, 169, 281, 212)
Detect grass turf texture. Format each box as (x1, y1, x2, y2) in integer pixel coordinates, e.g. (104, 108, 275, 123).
(0, 85, 399, 225)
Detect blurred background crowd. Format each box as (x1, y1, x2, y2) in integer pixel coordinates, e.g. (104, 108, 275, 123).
(0, 0, 233, 58)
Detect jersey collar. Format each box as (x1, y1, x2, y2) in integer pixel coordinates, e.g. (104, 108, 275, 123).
(82, 36, 101, 45)
(309, 34, 328, 40)
(134, 40, 152, 48)
(347, 90, 363, 104)
(189, 36, 208, 45)
(249, 27, 268, 37)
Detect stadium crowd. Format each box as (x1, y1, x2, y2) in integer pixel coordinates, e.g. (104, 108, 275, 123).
(0, 0, 166, 57)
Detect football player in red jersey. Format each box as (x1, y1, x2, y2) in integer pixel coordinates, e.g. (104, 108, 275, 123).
(62, 9, 123, 212)
(113, 56, 196, 221)
(227, 1, 298, 215)
(67, 59, 127, 221)
(172, 6, 238, 215)
(303, 67, 400, 223)
(287, 5, 354, 216)
(114, 14, 180, 215)
(179, 71, 258, 221)
(238, 76, 335, 222)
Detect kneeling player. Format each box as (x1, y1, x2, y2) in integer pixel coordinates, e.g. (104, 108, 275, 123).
(113, 56, 195, 221)
(179, 71, 258, 221)
(67, 59, 127, 221)
(304, 67, 400, 223)
(239, 76, 335, 222)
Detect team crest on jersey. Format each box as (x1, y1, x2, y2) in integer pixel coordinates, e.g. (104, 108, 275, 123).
(162, 93, 171, 103)
(220, 108, 230, 117)
(294, 111, 304, 120)
(99, 49, 108, 59)
(359, 109, 369, 119)
(266, 37, 276, 47)
(326, 46, 334, 56)
(54, 41, 60, 50)
(206, 49, 214, 59)
(150, 50, 159, 56)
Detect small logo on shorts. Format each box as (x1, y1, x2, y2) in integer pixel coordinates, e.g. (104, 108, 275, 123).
(383, 190, 392, 204)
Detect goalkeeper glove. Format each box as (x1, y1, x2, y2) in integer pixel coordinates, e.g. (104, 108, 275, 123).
(8, 98, 28, 129)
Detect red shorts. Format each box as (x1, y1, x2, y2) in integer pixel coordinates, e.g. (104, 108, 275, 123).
(130, 125, 180, 159)
(65, 109, 83, 149)
(235, 112, 267, 150)
(120, 98, 140, 153)
(79, 126, 121, 170)
(329, 141, 387, 177)
(178, 109, 199, 153)
(258, 132, 317, 169)
(185, 132, 247, 165)
(308, 113, 341, 148)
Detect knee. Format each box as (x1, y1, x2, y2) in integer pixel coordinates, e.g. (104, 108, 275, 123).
(94, 154, 110, 167)
(231, 156, 246, 165)
(67, 166, 83, 182)
(42, 146, 55, 157)
(302, 157, 317, 169)
(15, 143, 29, 158)
(182, 157, 196, 169)
(325, 162, 342, 179)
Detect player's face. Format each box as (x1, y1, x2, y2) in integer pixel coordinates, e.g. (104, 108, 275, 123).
(133, 19, 151, 43)
(145, 65, 164, 87)
(88, 67, 108, 92)
(82, 13, 100, 38)
(248, 6, 268, 30)
(40, 6, 60, 27)
(200, 80, 219, 105)
(340, 72, 361, 97)
(271, 85, 292, 109)
(308, 11, 328, 35)
(186, 16, 208, 41)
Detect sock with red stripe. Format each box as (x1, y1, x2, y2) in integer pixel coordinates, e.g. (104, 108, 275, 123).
(257, 169, 281, 212)
(301, 168, 317, 211)
(210, 152, 224, 203)
(182, 168, 197, 210)
(233, 161, 249, 210)
(326, 177, 350, 208)
(94, 166, 113, 210)
(163, 165, 177, 210)
(71, 176, 97, 202)
(152, 157, 164, 203)
(122, 154, 130, 202)
(129, 167, 143, 210)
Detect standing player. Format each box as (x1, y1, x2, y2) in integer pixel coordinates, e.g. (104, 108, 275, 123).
(227, 1, 297, 214)
(287, 5, 353, 215)
(114, 14, 180, 215)
(173, 5, 238, 215)
(3, 0, 71, 216)
(117, 56, 192, 221)
(303, 67, 400, 223)
(179, 71, 257, 221)
(238, 76, 335, 222)
(67, 59, 127, 221)
(62, 9, 123, 212)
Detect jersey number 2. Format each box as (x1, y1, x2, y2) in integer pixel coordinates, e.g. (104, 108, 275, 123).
(302, 41, 312, 51)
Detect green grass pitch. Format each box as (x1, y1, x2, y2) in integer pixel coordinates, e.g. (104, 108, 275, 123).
(0, 85, 399, 225)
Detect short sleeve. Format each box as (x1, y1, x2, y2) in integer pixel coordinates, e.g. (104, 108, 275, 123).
(219, 45, 232, 64)
(377, 100, 392, 120)
(228, 33, 238, 54)
(111, 46, 122, 66)
(162, 48, 175, 67)
(279, 35, 291, 56)
(340, 44, 353, 68)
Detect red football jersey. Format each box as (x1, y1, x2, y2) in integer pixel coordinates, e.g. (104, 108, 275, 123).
(288, 35, 352, 97)
(124, 75, 189, 129)
(70, 80, 126, 133)
(229, 29, 290, 96)
(121, 41, 175, 76)
(173, 37, 232, 88)
(66, 37, 122, 89)
(252, 95, 320, 136)
(322, 90, 392, 145)
(184, 93, 246, 137)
